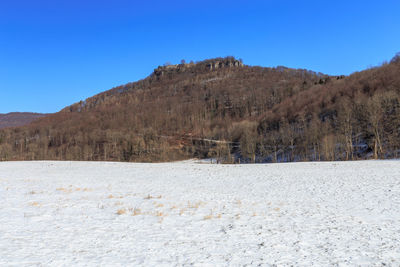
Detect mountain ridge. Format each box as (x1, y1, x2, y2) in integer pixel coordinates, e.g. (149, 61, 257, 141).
(0, 112, 48, 129)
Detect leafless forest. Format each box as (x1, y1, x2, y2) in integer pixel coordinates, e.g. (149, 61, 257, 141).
(1, 55, 400, 162)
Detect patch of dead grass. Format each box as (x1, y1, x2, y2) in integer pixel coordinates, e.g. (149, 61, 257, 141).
(116, 208, 126, 215)
(114, 201, 123, 206)
(144, 194, 162, 200)
(187, 201, 204, 209)
(155, 211, 165, 217)
(29, 201, 40, 207)
(203, 210, 221, 220)
(56, 187, 72, 193)
(108, 194, 124, 199)
(75, 187, 92, 192)
(179, 208, 186, 215)
(131, 208, 142, 216)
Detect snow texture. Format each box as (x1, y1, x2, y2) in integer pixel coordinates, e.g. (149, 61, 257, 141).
(1, 160, 400, 266)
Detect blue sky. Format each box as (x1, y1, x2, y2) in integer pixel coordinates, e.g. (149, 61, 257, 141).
(1, 0, 400, 113)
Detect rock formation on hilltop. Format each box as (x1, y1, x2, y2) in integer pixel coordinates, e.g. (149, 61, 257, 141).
(153, 57, 244, 78)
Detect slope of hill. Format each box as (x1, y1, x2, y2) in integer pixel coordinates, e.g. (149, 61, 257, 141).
(0, 55, 399, 162)
(0, 112, 47, 129)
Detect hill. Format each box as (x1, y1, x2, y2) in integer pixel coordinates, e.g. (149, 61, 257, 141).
(0, 112, 47, 129)
(0, 55, 399, 162)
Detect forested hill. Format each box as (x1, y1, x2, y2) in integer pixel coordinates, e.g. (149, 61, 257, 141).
(0, 113, 47, 129)
(1, 55, 400, 162)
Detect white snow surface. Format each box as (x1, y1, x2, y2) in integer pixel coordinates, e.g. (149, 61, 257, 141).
(1, 160, 400, 266)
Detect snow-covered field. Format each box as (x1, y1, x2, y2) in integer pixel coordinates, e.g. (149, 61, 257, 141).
(1, 160, 400, 266)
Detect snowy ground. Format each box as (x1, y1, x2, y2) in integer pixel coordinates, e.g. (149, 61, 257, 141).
(1, 160, 400, 266)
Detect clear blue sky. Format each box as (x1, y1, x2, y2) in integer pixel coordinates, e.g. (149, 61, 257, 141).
(1, 0, 400, 113)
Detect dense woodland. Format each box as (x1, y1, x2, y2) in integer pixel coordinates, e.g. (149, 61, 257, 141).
(1, 55, 400, 163)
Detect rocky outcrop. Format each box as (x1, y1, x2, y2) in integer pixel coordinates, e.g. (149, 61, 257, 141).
(205, 58, 244, 71)
(153, 57, 244, 78)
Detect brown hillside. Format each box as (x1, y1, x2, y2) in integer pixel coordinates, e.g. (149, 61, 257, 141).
(0, 112, 47, 129)
(0, 55, 399, 162)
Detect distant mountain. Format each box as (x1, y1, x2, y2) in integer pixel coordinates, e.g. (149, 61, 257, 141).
(0, 112, 47, 129)
(0, 55, 399, 162)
